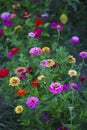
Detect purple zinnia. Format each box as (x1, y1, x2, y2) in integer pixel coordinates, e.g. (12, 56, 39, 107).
(1, 12, 11, 21)
(33, 27, 42, 38)
(7, 52, 14, 58)
(62, 84, 69, 91)
(3, 20, 13, 27)
(57, 125, 69, 130)
(69, 82, 79, 91)
(0, 29, 3, 37)
(19, 74, 26, 80)
(70, 36, 80, 44)
(50, 22, 64, 32)
(42, 112, 50, 122)
(26, 96, 39, 108)
(29, 47, 41, 56)
(40, 60, 49, 67)
(79, 51, 87, 58)
(49, 82, 63, 94)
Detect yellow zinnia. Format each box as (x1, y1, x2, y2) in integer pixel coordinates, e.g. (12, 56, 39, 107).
(9, 77, 20, 86)
(41, 47, 50, 53)
(59, 14, 68, 24)
(37, 75, 45, 80)
(67, 55, 76, 63)
(14, 25, 22, 31)
(68, 70, 77, 77)
(46, 59, 55, 67)
(15, 105, 24, 114)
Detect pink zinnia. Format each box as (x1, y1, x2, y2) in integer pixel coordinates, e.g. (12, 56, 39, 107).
(79, 51, 87, 58)
(70, 36, 80, 44)
(28, 32, 35, 38)
(50, 22, 64, 32)
(29, 47, 41, 56)
(33, 27, 42, 38)
(40, 60, 49, 67)
(1, 12, 11, 21)
(15, 67, 27, 74)
(49, 82, 63, 94)
(26, 96, 39, 108)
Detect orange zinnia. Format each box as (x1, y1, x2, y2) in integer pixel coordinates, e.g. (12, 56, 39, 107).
(17, 89, 26, 96)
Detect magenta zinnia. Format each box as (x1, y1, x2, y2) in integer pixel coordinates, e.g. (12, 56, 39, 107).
(26, 96, 39, 108)
(49, 82, 63, 94)
(29, 47, 41, 56)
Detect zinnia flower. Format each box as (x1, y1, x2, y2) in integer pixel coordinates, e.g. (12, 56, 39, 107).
(69, 82, 79, 91)
(79, 51, 87, 58)
(7, 47, 19, 58)
(46, 59, 55, 67)
(57, 125, 69, 130)
(33, 27, 42, 38)
(31, 79, 40, 88)
(14, 25, 22, 31)
(29, 47, 41, 56)
(1, 12, 11, 20)
(41, 47, 50, 53)
(34, 19, 43, 26)
(70, 36, 80, 44)
(26, 66, 33, 74)
(62, 84, 69, 91)
(68, 70, 77, 77)
(15, 105, 24, 114)
(67, 55, 76, 63)
(9, 77, 20, 86)
(15, 67, 26, 74)
(59, 14, 68, 24)
(19, 73, 26, 80)
(37, 75, 45, 80)
(49, 82, 63, 94)
(79, 77, 87, 82)
(0, 68, 9, 78)
(50, 22, 64, 32)
(26, 96, 39, 108)
(17, 89, 26, 96)
(22, 11, 30, 20)
(28, 32, 35, 38)
(3, 20, 13, 27)
(41, 12, 49, 20)
(40, 60, 49, 67)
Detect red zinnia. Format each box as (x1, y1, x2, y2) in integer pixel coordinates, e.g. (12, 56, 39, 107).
(79, 77, 87, 82)
(31, 79, 40, 88)
(35, 19, 43, 26)
(10, 47, 19, 54)
(26, 66, 33, 74)
(17, 89, 26, 96)
(0, 68, 9, 78)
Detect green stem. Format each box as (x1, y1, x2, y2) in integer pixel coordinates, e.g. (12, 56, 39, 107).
(57, 30, 60, 43)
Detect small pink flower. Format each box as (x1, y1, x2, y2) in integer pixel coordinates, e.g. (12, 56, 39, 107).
(29, 47, 41, 56)
(79, 51, 87, 58)
(28, 32, 35, 38)
(40, 60, 49, 67)
(49, 82, 63, 94)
